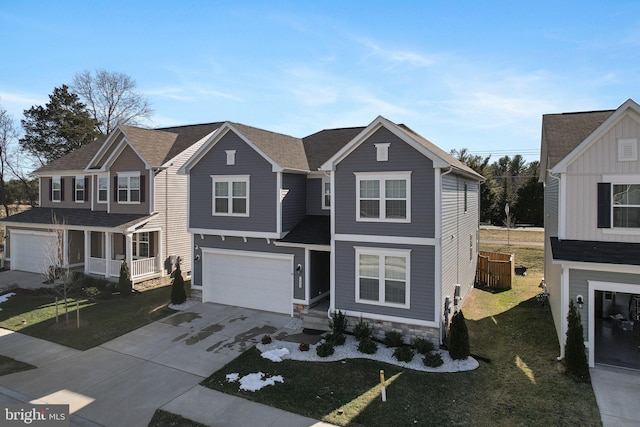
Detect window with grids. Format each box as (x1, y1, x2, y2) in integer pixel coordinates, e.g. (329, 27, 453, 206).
(52, 177, 61, 202)
(322, 177, 331, 209)
(356, 172, 410, 222)
(211, 176, 249, 216)
(75, 176, 85, 202)
(356, 247, 410, 308)
(118, 174, 140, 203)
(613, 184, 640, 228)
(132, 232, 149, 259)
(97, 176, 108, 203)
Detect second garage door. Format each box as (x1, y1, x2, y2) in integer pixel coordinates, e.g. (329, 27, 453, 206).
(202, 250, 293, 315)
(10, 230, 58, 273)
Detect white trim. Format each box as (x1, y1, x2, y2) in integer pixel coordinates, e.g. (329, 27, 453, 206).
(559, 174, 566, 239)
(51, 176, 62, 202)
(587, 280, 640, 367)
(617, 138, 638, 161)
(116, 171, 141, 204)
(330, 170, 336, 314)
(74, 175, 86, 203)
(273, 241, 331, 251)
(553, 260, 640, 275)
(335, 234, 436, 246)
(1, 214, 157, 235)
(339, 309, 439, 328)
(355, 171, 411, 223)
(355, 246, 411, 309)
(304, 248, 310, 303)
(96, 174, 109, 204)
(321, 175, 331, 210)
(10, 229, 58, 238)
(276, 172, 282, 234)
(210, 175, 250, 217)
(226, 150, 236, 165)
(602, 174, 640, 183)
(189, 227, 285, 240)
(559, 266, 569, 359)
(374, 143, 390, 162)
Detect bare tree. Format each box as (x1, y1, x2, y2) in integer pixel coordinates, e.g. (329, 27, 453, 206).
(43, 213, 76, 322)
(72, 70, 153, 134)
(0, 106, 16, 217)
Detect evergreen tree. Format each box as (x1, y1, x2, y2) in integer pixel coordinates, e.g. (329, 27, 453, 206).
(170, 257, 187, 305)
(565, 299, 589, 379)
(448, 310, 470, 360)
(20, 85, 100, 165)
(118, 260, 132, 297)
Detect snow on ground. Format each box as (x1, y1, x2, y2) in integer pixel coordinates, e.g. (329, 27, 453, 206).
(0, 292, 15, 310)
(261, 347, 290, 362)
(168, 299, 199, 310)
(226, 372, 284, 392)
(257, 335, 479, 373)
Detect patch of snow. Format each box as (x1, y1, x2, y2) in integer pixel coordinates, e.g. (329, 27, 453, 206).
(169, 300, 199, 311)
(261, 347, 290, 362)
(257, 335, 479, 373)
(226, 373, 240, 383)
(228, 372, 284, 392)
(0, 292, 15, 304)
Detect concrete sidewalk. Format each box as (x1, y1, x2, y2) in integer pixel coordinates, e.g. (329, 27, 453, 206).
(0, 303, 332, 426)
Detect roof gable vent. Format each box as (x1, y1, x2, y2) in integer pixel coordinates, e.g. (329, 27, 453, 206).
(618, 138, 638, 162)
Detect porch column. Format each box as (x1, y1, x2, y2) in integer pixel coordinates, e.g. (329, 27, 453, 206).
(304, 248, 310, 302)
(62, 229, 69, 267)
(84, 230, 90, 274)
(105, 231, 112, 278)
(125, 233, 133, 282)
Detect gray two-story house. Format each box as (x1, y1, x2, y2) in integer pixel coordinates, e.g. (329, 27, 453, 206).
(180, 116, 483, 343)
(1, 122, 222, 284)
(541, 99, 640, 369)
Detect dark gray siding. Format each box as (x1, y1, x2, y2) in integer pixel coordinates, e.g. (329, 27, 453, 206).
(189, 131, 277, 232)
(310, 250, 330, 299)
(334, 127, 435, 238)
(334, 240, 435, 321)
(282, 173, 307, 232)
(193, 235, 306, 300)
(306, 178, 329, 216)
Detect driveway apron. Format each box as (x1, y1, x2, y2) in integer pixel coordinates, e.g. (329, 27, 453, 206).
(591, 365, 640, 426)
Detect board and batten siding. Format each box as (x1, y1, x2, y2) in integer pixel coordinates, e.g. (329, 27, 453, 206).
(440, 173, 479, 312)
(110, 145, 150, 215)
(333, 127, 435, 238)
(564, 113, 640, 243)
(543, 170, 563, 343)
(188, 130, 277, 233)
(282, 173, 307, 232)
(306, 178, 329, 216)
(334, 240, 435, 321)
(192, 235, 306, 301)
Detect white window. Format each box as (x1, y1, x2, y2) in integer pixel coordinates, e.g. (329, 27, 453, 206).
(322, 176, 331, 209)
(613, 184, 640, 228)
(211, 175, 249, 216)
(226, 150, 236, 165)
(51, 177, 61, 202)
(118, 173, 140, 203)
(75, 176, 85, 202)
(356, 172, 411, 222)
(355, 247, 410, 308)
(97, 175, 108, 203)
(132, 232, 149, 259)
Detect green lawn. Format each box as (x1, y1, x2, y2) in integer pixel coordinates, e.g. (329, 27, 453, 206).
(0, 286, 175, 350)
(200, 243, 601, 427)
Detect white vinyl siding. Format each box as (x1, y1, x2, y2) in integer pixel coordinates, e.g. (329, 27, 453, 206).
(355, 246, 410, 308)
(355, 172, 411, 222)
(211, 175, 250, 216)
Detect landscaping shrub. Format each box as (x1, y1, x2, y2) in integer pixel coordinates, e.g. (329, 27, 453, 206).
(261, 335, 272, 345)
(118, 260, 132, 297)
(448, 310, 470, 360)
(329, 310, 348, 333)
(82, 287, 100, 299)
(324, 331, 346, 346)
(384, 330, 404, 347)
(170, 257, 187, 305)
(353, 318, 373, 341)
(423, 352, 444, 368)
(564, 299, 589, 379)
(357, 338, 377, 354)
(393, 346, 414, 363)
(298, 342, 310, 352)
(316, 341, 335, 358)
(412, 337, 435, 355)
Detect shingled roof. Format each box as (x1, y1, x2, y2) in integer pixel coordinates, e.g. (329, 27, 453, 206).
(1, 207, 154, 230)
(303, 127, 365, 171)
(550, 237, 640, 266)
(34, 137, 106, 174)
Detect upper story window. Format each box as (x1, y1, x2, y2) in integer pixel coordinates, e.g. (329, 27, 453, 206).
(322, 176, 331, 209)
(613, 184, 640, 228)
(97, 175, 108, 203)
(355, 247, 410, 308)
(355, 172, 411, 222)
(74, 176, 85, 202)
(118, 172, 140, 203)
(51, 177, 62, 202)
(211, 175, 249, 216)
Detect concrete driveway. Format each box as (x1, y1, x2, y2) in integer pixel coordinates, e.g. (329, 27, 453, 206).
(0, 270, 49, 292)
(0, 302, 327, 427)
(591, 366, 640, 426)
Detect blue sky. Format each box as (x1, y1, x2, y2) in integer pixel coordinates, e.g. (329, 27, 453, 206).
(2, 1, 640, 165)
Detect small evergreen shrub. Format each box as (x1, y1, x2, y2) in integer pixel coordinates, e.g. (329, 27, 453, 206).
(82, 287, 100, 299)
(393, 346, 414, 363)
(357, 337, 378, 354)
(564, 299, 589, 379)
(118, 260, 132, 297)
(329, 310, 348, 333)
(448, 310, 470, 360)
(412, 338, 435, 355)
(170, 257, 187, 305)
(324, 331, 346, 346)
(384, 330, 404, 347)
(353, 318, 373, 341)
(316, 341, 335, 358)
(423, 352, 444, 368)
(261, 335, 272, 345)
(298, 343, 310, 352)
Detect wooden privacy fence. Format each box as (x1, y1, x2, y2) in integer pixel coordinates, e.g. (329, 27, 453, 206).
(476, 250, 514, 290)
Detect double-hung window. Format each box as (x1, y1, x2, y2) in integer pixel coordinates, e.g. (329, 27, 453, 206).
(97, 175, 108, 203)
(211, 175, 249, 216)
(118, 173, 140, 203)
(75, 176, 85, 202)
(356, 172, 411, 222)
(132, 232, 149, 259)
(356, 247, 410, 308)
(51, 177, 62, 202)
(613, 184, 640, 228)
(322, 176, 331, 209)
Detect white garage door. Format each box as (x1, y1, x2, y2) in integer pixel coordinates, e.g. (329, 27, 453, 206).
(202, 250, 293, 315)
(11, 231, 58, 273)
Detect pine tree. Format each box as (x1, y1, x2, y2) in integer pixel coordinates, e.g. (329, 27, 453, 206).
(170, 257, 186, 305)
(118, 260, 132, 297)
(448, 310, 470, 360)
(565, 299, 589, 379)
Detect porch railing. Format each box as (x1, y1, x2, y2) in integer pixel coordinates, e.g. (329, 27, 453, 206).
(87, 256, 159, 279)
(131, 257, 157, 278)
(87, 257, 106, 275)
(110, 259, 123, 277)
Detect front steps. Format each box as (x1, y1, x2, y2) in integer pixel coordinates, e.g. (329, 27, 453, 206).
(301, 306, 331, 332)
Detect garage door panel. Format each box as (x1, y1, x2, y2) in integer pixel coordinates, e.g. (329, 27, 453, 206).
(203, 252, 292, 315)
(11, 232, 58, 273)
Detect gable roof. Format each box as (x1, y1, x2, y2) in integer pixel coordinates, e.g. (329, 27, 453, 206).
(34, 137, 106, 174)
(303, 127, 365, 171)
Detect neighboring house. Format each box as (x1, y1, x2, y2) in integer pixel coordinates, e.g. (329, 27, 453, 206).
(1, 122, 222, 284)
(180, 116, 483, 343)
(540, 99, 640, 369)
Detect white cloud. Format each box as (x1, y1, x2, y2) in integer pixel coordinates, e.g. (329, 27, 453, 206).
(357, 37, 435, 67)
(0, 91, 44, 117)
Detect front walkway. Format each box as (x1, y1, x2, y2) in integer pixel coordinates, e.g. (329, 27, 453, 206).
(0, 302, 333, 426)
(591, 365, 640, 426)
